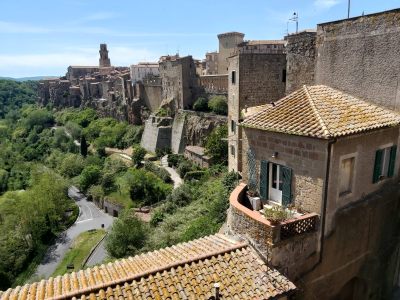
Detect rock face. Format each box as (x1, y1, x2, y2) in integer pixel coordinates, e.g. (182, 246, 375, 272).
(142, 110, 227, 154)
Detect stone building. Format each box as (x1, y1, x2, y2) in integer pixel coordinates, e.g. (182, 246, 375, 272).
(227, 85, 400, 299)
(0, 234, 296, 299)
(227, 40, 287, 173)
(159, 55, 199, 110)
(217, 32, 245, 74)
(99, 43, 111, 67)
(130, 62, 159, 85)
(286, 9, 400, 111)
(205, 51, 218, 75)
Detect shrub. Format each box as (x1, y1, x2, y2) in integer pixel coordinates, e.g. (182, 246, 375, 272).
(155, 147, 171, 158)
(79, 165, 102, 191)
(131, 145, 146, 166)
(177, 160, 195, 178)
(105, 210, 148, 258)
(184, 171, 205, 181)
(144, 162, 172, 183)
(127, 169, 172, 206)
(167, 154, 182, 167)
(193, 97, 209, 112)
(205, 125, 228, 164)
(208, 96, 227, 115)
(262, 206, 293, 224)
(59, 153, 85, 178)
(101, 172, 116, 193)
(122, 125, 143, 147)
(65, 121, 82, 140)
(222, 171, 240, 192)
(156, 107, 169, 117)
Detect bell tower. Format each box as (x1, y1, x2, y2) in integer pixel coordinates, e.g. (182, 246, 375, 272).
(99, 44, 111, 68)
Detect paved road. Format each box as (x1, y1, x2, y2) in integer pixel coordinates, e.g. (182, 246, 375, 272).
(33, 186, 114, 280)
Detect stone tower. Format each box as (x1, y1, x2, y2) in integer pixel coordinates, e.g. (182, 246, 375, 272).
(217, 32, 244, 74)
(99, 44, 111, 68)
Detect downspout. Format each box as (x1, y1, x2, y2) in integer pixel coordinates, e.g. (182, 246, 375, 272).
(318, 138, 337, 265)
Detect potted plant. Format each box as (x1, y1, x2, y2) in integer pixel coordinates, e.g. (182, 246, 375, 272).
(262, 205, 292, 225)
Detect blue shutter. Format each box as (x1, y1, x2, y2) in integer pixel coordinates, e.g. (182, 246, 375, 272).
(260, 160, 269, 200)
(373, 149, 383, 183)
(388, 145, 397, 178)
(281, 166, 292, 207)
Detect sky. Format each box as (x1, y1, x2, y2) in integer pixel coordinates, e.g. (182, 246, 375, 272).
(0, 0, 399, 78)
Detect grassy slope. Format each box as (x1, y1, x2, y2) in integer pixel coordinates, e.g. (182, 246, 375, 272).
(52, 229, 106, 277)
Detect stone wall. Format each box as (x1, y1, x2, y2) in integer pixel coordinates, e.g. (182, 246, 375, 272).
(315, 9, 400, 110)
(140, 116, 173, 153)
(241, 128, 328, 214)
(286, 31, 316, 94)
(199, 74, 228, 95)
(159, 56, 200, 111)
(141, 76, 162, 112)
(227, 53, 287, 173)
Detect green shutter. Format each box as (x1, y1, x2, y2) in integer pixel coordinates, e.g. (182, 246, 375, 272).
(260, 160, 269, 200)
(388, 145, 397, 178)
(281, 166, 292, 207)
(373, 149, 384, 183)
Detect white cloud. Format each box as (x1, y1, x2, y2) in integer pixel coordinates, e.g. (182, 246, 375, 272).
(314, 0, 341, 9)
(0, 21, 50, 34)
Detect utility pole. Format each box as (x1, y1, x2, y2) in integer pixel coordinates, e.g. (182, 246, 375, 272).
(347, 0, 351, 18)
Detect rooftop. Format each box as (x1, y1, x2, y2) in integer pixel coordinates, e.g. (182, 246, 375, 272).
(241, 85, 400, 139)
(242, 40, 286, 45)
(0, 234, 295, 300)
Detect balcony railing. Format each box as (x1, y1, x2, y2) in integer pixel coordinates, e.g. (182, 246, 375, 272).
(229, 183, 319, 244)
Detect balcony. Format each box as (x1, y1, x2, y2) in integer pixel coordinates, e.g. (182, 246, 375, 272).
(228, 183, 319, 244)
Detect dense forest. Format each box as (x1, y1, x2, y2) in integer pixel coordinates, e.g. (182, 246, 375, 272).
(0, 79, 234, 289)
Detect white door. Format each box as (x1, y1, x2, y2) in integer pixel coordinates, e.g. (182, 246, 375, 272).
(269, 163, 283, 204)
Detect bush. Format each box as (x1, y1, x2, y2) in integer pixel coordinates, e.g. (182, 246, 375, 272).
(205, 125, 228, 164)
(105, 210, 148, 258)
(208, 96, 227, 115)
(65, 121, 82, 140)
(155, 147, 171, 158)
(193, 97, 209, 112)
(101, 172, 116, 193)
(131, 145, 146, 166)
(167, 154, 182, 167)
(184, 171, 205, 181)
(177, 160, 195, 178)
(59, 153, 85, 178)
(143, 162, 172, 183)
(222, 171, 240, 192)
(122, 125, 143, 147)
(127, 169, 172, 206)
(79, 165, 101, 191)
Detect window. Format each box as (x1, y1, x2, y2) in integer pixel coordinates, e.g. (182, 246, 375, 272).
(282, 69, 287, 83)
(373, 145, 397, 183)
(231, 71, 236, 84)
(231, 120, 236, 133)
(339, 157, 355, 196)
(230, 145, 235, 157)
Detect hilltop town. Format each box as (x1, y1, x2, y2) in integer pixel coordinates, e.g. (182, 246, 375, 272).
(1, 6, 400, 300)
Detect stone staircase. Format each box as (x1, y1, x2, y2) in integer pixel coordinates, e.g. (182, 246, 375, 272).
(161, 155, 169, 167)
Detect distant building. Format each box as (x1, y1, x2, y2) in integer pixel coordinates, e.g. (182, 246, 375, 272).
(217, 32, 245, 74)
(130, 62, 159, 85)
(184, 145, 211, 168)
(205, 51, 218, 75)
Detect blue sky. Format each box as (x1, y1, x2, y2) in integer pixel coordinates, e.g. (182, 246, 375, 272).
(0, 0, 399, 77)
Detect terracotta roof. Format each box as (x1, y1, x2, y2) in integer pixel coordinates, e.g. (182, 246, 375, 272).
(241, 85, 400, 139)
(0, 234, 295, 300)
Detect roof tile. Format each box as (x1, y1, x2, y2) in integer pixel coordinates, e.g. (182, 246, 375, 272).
(242, 85, 400, 138)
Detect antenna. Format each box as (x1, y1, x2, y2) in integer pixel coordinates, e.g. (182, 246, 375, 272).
(347, 0, 351, 18)
(289, 12, 299, 34)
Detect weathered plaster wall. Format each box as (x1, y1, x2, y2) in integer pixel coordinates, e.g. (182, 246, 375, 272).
(242, 127, 328, 214)
(315, 9, 400, 110)
(325, 127, 400, 234)
(286, 31, 316, 94)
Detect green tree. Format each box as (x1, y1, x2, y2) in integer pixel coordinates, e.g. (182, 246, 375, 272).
(0, 169, 8, 193)
(80, 135, 88, 157)
(79, 165, 102, 191)
(105, 211, 148, 258)
(205, 125, 228, 164)
(131, 145, 146, 166)
(59, 153, 85, 178)
(208, 96, 228, 115)
(193, 97, 209, 112)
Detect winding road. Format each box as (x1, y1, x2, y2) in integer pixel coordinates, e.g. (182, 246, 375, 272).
(33, 186, 114, 279)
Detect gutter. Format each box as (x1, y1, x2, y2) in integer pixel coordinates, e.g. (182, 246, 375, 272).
(318, 138, 337, 265)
